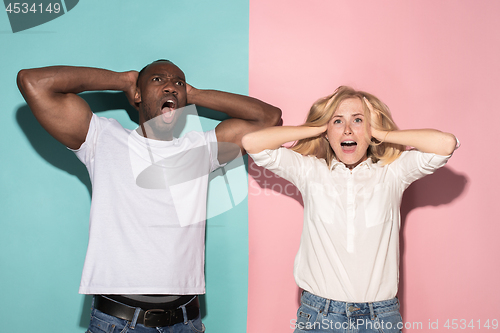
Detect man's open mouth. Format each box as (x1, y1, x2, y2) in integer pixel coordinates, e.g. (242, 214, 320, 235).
(161, 99, 177, 123)
(162, 99, 176, 111)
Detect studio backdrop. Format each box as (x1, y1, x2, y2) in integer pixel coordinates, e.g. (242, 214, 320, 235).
(1, 1, 499, 332)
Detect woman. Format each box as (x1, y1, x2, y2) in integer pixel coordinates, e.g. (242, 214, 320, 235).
(242, 86, 458, 333)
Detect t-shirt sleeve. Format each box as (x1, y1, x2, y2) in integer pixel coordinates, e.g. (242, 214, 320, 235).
(249, 147, 318, 190)
(205, 129, 225, 173)
(69, 113, 100, 166)
(69, 114, 114, 169)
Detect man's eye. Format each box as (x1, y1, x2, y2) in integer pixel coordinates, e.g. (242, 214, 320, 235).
(152, 77, 161, 82)
(176, 81, 185, 86)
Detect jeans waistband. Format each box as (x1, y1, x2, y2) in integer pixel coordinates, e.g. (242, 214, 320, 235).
(300, 291, 399, 317)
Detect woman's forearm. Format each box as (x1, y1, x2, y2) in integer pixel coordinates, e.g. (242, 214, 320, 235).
(373, 128, 457, 156)
(242, 125, 326, 154)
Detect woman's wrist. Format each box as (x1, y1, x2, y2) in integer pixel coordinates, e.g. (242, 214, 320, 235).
(372, 129, 391, 143)
(305, 124, 327, 137)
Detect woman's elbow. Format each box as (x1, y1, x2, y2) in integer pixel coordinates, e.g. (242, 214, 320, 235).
(440, 132, 459, 156)
(241, 133, 254, 153)
(242, 132, 262, 154)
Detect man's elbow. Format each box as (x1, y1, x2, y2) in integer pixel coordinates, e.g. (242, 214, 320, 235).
(17, 69, 30, 93)
(263, 106, 282, 127)
(17, 69, 38, 96)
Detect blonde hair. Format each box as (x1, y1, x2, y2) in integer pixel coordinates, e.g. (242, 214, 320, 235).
(291, 86, 405, 166)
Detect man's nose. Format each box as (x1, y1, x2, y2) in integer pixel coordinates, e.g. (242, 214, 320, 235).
(163, 80, 178, 94)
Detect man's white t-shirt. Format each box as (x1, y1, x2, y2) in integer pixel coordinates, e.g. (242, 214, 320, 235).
(73, 114, 222, 295)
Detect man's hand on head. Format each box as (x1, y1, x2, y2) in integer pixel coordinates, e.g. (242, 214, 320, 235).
(185, 83, 198, 104)
(124, 70, 139, 110)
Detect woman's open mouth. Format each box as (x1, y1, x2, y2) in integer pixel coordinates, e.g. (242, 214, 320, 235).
(341, 140, 357, 153)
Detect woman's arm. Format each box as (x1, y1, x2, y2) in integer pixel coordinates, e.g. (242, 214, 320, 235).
(242, 124, 327, 154)
(365, 98, 457, 156)
(372, 128, 457, 156)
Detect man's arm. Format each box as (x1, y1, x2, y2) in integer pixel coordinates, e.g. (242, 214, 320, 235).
(186, 86, 282, 161)
(17, 66, 138, 150)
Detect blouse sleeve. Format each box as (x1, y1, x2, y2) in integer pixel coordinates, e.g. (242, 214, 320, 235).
(249, 147, 325, 191)
(390, 150, 453, 189)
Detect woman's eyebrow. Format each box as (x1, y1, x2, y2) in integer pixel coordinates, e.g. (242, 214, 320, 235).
(333, 113, 364, 118)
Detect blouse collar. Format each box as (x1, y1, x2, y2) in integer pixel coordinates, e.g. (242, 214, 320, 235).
(329, 157, 375, 171)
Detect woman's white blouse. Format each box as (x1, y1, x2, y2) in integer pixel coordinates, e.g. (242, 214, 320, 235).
(250, 148, 451, 302)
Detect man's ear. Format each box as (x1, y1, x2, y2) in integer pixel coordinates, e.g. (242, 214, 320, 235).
(134, 88, 142, 105)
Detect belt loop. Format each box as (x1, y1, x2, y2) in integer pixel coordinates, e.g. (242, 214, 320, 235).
(323, 298, 330, 316)
(181, 305, 188, 324)
(369, 302, 375, 321)
(130, 307, 141, 329)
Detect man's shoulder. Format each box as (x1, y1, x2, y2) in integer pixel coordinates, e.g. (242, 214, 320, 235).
(180, 129, 217, 143)
(91, 113, 125, 127)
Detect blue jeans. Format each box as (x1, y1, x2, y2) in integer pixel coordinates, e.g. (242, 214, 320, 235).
(292, 291, 402, 333)
(86, 297, 205, 333)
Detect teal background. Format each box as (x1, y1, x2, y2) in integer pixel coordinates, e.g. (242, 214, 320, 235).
(0, 1, 249, 332)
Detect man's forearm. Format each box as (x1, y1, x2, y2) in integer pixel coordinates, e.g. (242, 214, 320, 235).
(187, 88, 281, 125)
(18, 66, 134, 96)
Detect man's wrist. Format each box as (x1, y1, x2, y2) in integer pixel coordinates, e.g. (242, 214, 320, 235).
(186, 86, 200, 104)
(117, 71, 136, 91)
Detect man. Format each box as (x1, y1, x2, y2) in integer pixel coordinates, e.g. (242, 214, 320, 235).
(17, 60, 281, 332)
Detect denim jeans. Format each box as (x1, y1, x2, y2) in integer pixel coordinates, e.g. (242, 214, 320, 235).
(86, 297, 205, 333)
(292, 291, 402, 333)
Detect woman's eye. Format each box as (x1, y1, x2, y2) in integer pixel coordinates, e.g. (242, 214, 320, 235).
(333, 119, 342, 124)
(354, 118, 362, 123)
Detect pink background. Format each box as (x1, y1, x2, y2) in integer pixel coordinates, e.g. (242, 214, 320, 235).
(247, 0, 500, 332)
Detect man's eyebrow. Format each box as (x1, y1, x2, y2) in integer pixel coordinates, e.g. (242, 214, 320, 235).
(150, 73, 185, 80)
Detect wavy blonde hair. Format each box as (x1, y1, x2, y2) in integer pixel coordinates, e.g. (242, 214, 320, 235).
(291, 86, 405, 166)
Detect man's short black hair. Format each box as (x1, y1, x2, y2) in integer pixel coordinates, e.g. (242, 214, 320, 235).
(137, 59, 175, 86)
